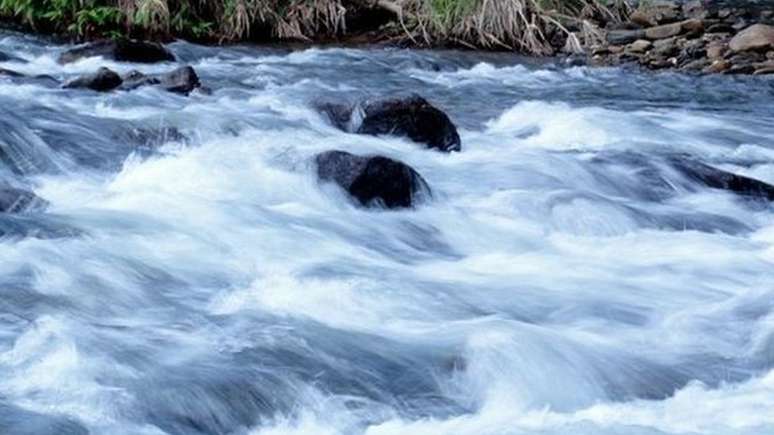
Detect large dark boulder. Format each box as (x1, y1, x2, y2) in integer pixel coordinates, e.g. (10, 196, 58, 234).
(63, 67, 123, 92)
(357, 95, 461, 152)
(670, 157, 774, 201)
(315, 150, 430, 209)
(58, 40, 175, 64)
(0, 187, 47, 213)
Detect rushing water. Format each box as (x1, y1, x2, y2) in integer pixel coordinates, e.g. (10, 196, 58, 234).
(1, 31, 774, 435)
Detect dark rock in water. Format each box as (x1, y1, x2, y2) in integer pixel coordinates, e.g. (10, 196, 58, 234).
(670, 157, 774, 200)
(358, 95, 461, 152)
(58, 39, 175, 64)
(158, 66, 200, 94)
(116, 126, 187, 148)
(315, 150, 430, 209)
(117, 66, 202, 95)
(63, 67, 122, 92)
(0, 68, 24, 77)
(0, 187, 47, 213)
(119, 70, 161, 91)
(316, 101, 354, 131)
(0, 51, 25, 63)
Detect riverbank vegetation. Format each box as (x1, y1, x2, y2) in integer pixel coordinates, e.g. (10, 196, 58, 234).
(0, 0, 630, 52)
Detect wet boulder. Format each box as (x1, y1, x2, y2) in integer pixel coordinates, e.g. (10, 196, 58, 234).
(357, 95, 461, 152)
(0, 187, 47, 213)
(63, 67, 122, 92)
(315, 150, 430, 209)
(158, 66, 200, 94)
(670, 158, 774, 201)
(58, 39, 175, 64)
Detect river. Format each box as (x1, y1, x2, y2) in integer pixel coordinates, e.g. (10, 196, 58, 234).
(1, 32, 774, 435)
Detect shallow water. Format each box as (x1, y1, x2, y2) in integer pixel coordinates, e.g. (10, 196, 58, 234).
(1, 32, 774, 435)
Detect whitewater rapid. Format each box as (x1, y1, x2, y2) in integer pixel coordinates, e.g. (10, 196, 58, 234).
(1, 32, 774, 435)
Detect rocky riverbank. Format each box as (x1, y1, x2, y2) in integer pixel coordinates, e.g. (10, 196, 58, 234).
(581, 0, 774, 75)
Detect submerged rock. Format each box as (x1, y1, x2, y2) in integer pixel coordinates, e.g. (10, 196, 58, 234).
(0, 68, 24, 77)
(63, 67, 122, 92)
(0, 51, 25, 62)
(670, 157, 774, 201)
(158, 66, 200, 94)
(119, 70, 161, 90)
(358, 95, 461, 152)
(119, 66, 200, 94)
(58, 39, 175, 64)
(315, 150, 430, 209)
(0, 187, 47, 213)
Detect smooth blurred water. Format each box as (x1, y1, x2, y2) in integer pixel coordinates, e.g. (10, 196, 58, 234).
(1, 32, 774, 435)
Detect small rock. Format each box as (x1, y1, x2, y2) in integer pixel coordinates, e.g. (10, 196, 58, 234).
(158, 66, 200, 94)
(607, 30, 646, 45)
(724, 63, 756, 74)
(682, 0, 706, 19)
(671, 158, 774, 201)
(630, 2, 681, 27)
(315, 150, 430, 209)
(754, 67, 774, 75)
(706, 22, 735, 34)
(119, 70, 160, 90)
(704, 59, 731, 73)
(707, 42, 728, 59)
(646, 22, 685, 40)
(358, 95, 461, 153)
(608, 45, 624, 54)
(628, 39, 653, 53)
(768, 51, 774, 60)
(63, 67, 122, 92)
(729, 24, 774, 53)
(652, 37, 680, 57)
(682, 58, 710, 71)
(59, 40, 175, 64)
(728, 51, 765, 64)
(681, 18, 705, 35)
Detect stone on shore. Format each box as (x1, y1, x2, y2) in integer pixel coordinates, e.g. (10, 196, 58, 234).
(607, 30, 646, 45)
(729, 24, 774, 53)
(628, 40, 652, 53)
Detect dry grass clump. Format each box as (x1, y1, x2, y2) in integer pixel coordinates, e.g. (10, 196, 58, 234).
(0, 0, 630, 54)
(394, 0, 630, 53)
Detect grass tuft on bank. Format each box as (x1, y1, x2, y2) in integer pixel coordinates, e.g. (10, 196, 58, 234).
(0, 0, 630, 53)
